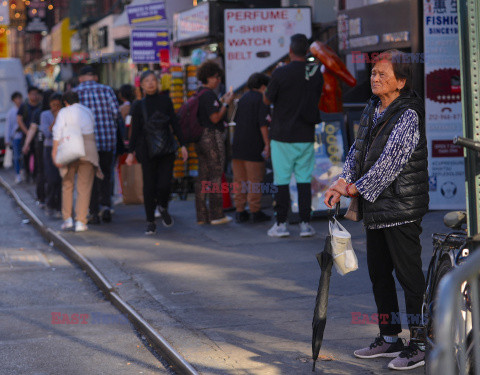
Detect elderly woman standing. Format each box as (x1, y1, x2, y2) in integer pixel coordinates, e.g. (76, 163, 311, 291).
(325, 50, 428, 371)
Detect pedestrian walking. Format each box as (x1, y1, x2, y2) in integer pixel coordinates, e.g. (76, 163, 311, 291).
(324, 49, 428, 371)
(232, 72, 271, 224)
(194, 60, 234, 225)
(23, 89, 54, 207)
(263, 34, 323, 237)
(118, 84, 135, 122)
(4, 92, 23, 183)
(126, 70, 188, 235)
(41, 93, 63, 217)
(52, 91, 102, 233)
(73, 65, 120, 224)
(16, 86, 41, 183)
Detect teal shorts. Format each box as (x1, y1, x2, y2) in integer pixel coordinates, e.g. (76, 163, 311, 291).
(271, 140, 315, 185)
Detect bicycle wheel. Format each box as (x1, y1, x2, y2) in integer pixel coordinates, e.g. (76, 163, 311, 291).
(426, 257, 454, 351)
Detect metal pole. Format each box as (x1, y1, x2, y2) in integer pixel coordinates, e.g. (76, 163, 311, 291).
(458, 0, 480, 235)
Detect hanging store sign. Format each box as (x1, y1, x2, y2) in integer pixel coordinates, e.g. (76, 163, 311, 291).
(0, 1, 9, 25)
(127, 1, 166, 26)
(173, 2, 209, 43)
(25, 0, 49, 33)
(130, 28, 169, 63)
(224, 7, 312, 91)
(424, 0, 464, 209)
(0, 31, 8, 57)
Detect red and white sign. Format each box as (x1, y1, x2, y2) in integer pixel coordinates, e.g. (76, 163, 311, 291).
(224, 8, 312, 91)
(424, 0, 464, 209)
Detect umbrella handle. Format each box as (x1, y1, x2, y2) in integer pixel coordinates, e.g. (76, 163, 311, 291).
(328, 196, 341, 218)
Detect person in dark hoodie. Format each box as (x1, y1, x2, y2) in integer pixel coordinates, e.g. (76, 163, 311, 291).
(325, 49, 428, 371)
(126, 70, 188, 235)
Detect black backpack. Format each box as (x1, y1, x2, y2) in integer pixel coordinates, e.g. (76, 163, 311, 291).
(141, 99, 177, 158)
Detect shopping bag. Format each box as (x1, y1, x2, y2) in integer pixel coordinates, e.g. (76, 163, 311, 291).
(120, 164, 143, 204)
(328, 217, 358, 275)
(56, 131, 85, 166)
(3, 147, 12, 169)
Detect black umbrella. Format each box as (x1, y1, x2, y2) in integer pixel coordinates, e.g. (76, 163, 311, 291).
(311, 202, 339, 371)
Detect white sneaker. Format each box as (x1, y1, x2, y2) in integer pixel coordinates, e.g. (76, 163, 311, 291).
(154, 208, 161, 219)
(61, 218, 73, 231)
(211, 216, 232, 225)
(14, 174, 23, 184)
(300, 222, 315, 237)
(267, 222, 290, 237)
(75, 221, 88, 232)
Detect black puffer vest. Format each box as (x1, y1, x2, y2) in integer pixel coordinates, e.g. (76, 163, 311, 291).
(353, 91, 429, 226)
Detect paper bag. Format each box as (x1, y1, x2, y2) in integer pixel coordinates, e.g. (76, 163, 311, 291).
(120, 164, 144, 204)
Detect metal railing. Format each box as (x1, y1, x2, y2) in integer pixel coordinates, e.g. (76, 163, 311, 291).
(428, 239, 480, 375)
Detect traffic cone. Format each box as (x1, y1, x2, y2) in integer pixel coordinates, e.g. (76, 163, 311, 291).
(222, 173, 233, 210)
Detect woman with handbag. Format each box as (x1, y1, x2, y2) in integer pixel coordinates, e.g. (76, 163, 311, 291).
(324, 50, 428, 371)
(126, 70, 188, 235)
(52, 91, 102, 233)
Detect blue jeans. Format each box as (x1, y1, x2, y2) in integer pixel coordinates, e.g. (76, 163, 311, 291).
(12, 138, 23, 175)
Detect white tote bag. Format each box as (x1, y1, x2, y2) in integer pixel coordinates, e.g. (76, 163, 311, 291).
(329, 217, 358, 275)
(3, 147, 12, 169)
(55, 110, 86, 166)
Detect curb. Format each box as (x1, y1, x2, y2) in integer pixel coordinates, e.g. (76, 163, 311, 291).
(0, 175, 199, 375)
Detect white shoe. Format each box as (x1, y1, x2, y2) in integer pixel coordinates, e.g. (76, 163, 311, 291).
(211, 216, 232, 225)
(300, 222, 315, 237)
(14, 174, 23, 184)
(154, 208, 161, 218)
(75, 221, 88, 232)
(267, 222, 290, 237)
(61, 217, 73, 231)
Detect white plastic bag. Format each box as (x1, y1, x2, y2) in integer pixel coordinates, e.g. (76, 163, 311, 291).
(329, 217, 358, 275)
(55, 124, 85, 166)
(3, 146, 12, 169)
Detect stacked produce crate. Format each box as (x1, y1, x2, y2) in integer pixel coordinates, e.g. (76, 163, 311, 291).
(169, 64, 199, 199)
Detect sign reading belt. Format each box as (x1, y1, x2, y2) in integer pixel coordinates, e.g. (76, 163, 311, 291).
(127, 1, 166, 26)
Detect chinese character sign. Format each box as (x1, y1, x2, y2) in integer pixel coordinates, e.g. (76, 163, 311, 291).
(424, 0, 464, 209)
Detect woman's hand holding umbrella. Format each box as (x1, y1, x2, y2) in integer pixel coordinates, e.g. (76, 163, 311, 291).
(324, 178, 346, 208)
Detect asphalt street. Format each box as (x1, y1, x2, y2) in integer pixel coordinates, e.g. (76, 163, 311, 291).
(1, 168, 446, 375)
(0, 185, 170, 375)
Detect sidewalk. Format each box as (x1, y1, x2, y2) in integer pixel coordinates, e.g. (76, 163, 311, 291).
(0, 185, 169, 375)
(1, 169, 443, 374)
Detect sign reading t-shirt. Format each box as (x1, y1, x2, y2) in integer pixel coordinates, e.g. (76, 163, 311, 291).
(131, 29, 169, 64)
(224, 8, 312, 91)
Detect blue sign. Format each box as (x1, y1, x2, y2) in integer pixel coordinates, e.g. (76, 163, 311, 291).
(127, 1, 166, 25)
(131, 29, 169, 63)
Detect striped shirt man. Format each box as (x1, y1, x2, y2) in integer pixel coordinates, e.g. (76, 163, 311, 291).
(73, 80, 120, 152)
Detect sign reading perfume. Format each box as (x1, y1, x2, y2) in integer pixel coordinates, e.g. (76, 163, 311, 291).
(224, 7, 312, 91)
